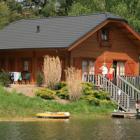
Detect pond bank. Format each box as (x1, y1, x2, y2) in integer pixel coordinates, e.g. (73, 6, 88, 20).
(0, 114, 111, 122)
(0, 86, 115, 119)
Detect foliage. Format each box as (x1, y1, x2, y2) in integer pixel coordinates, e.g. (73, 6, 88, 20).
(36, 81, 68, 100)
(55, 82, 67, 90)
(82, 82, 110, 106)
(0, 71, 10, 87)
(1, 0, 140, 32)
(84, 96, 100, 106)
(65, 67, 82, 101)
(82, 82, 94, 95)
(0, 86, 115, 118)
(56, 86, 69, 99)
(43, 55, 62, 89)
(36, 88, 56, 100)
(68, 2, 91, 16)
(0, 2, 10, 28)
(36, 71, 44, 86)
(41, 0, 56, 17)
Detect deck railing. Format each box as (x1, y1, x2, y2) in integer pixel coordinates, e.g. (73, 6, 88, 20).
(117, 76, 140, 101)
(83, 74, 130, 111)
(121, 76, 140, 90)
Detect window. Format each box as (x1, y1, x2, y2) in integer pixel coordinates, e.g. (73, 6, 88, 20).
(82, 60, 95, 82)
(101, 29, 109, 41)
(117, 62, 125, 76)
(23, 60, 29, 71)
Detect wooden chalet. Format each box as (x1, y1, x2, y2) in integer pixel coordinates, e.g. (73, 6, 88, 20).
(0, 13, 140, 83)
(1, 13, 140, 111)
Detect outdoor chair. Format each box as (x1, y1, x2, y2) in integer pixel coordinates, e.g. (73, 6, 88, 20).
(22, 71, 31, 84)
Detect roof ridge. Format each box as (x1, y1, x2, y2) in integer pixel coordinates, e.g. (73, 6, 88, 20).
(10, 12, 123, 22)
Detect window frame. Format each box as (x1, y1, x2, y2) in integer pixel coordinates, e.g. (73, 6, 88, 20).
(101, 28, 109, 41)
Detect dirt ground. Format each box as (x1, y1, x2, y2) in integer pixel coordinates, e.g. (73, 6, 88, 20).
(6, 84, 38, 97)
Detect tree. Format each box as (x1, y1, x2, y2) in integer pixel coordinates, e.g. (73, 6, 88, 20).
(0, 2, 10, 28)
(41, 0, 56, 16)
(68, 2, 91, 16)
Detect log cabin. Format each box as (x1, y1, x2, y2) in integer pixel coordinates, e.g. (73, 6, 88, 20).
(0, 13, 140, 84)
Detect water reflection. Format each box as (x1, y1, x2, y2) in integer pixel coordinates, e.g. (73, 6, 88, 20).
(0, 118, 140, 140)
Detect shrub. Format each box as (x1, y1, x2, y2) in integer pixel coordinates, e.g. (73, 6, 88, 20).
(0, 71, 10, 87)
(82, 82, 94, 95)
(82, 82, 94, 89)
(55, 82, 67, 90)
(56, 86, 69, 99)
(43, 55, 62, 89)
(36, 88, 56, 100)
(36, 71, 44, 86)
(65, 67, 82, 101)
(93, 90, 109, 100)
(83, 95, 100, 106)
(100, 100, 116, 108)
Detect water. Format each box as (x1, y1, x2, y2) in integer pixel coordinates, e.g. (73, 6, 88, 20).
(0, 117, 140, 140)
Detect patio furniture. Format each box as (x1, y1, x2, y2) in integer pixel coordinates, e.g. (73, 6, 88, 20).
(22, 71, 31, 84)
(10, 72, 22, 84)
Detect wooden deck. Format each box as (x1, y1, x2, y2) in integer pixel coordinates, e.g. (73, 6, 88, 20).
(111, 111, 137, 119)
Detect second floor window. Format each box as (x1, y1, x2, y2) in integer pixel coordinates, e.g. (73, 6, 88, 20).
(101, 29, 109, 41)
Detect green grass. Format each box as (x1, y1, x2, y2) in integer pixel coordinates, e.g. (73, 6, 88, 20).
(0, 86, 116, 118)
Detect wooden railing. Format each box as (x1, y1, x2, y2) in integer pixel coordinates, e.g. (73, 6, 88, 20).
(121, 76, 140, 90)
(83, 74, 130, 111)
(117, 76, 140, 101)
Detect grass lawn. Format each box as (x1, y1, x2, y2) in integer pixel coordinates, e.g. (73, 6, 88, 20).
(0, 86, 116, 119)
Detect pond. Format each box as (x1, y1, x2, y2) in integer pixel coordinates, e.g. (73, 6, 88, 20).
(0, 116, 140, 140)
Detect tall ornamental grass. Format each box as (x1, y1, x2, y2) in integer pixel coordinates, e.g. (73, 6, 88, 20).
(43, 55, 62, 89)
(65, 67, 82, 101)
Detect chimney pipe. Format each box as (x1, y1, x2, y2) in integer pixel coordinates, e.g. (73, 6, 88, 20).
(36, 25, 40, 33)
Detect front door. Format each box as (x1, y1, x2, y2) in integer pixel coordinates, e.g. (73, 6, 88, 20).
(113, 61, 125, 77)
(82, 59, 95, 82)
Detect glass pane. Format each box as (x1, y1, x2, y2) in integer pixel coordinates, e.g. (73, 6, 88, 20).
(82, 61, 88, 73)
(82, 60, 88, 82)
(89, 61, 95, 75)
(117, 62, 125, 76)
(24, 60, 29, 71)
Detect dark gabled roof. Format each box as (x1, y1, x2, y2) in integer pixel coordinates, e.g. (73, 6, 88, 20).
(0, 13, 126, 50)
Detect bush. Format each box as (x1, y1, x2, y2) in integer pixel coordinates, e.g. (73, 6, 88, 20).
(82, 82, 94, 95)
(83, 95, 100, 106)
(56, 86, 69, 99)
(36, 88, 56, 100)
(100, 100, 116, 108)
(55, 82, 67, 90)
(36, 72, 44, 86)
(0, 71, 10, 87)
(81, 82, 111, 106)
(93, 90, 109, 100)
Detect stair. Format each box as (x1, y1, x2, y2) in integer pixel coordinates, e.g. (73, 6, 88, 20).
(85, 74, 140, 112)
(129, 98, 136, 112)
(117, 76, 140, 101)
(93, 75, 130, 112)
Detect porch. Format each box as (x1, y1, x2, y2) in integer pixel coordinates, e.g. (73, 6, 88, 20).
(0, 49, 69, 83)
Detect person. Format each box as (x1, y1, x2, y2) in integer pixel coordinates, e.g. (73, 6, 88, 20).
(107, 65, 115, 81)
(100, 63, 108, 77)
